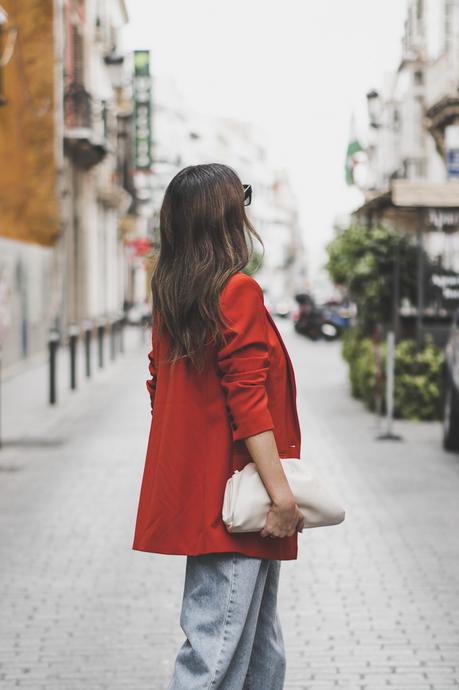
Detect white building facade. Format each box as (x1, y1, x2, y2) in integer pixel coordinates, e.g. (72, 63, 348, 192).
(356, 0, 459, 271)
(59, 0, 131, 332)
(353, 0, 459, 339)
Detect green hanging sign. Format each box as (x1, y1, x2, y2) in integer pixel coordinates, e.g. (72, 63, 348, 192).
(133, 50, 152, 171)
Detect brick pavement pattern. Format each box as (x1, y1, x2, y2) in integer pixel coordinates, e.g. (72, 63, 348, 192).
(0, 322, 458, 690)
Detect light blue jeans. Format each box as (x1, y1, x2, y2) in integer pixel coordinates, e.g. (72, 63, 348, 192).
(167, 552, 286, 690)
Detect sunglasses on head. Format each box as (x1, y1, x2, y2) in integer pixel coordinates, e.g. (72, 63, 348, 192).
(243, 184, 252, 206)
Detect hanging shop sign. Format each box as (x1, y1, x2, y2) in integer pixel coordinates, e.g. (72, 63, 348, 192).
(425, 269, 459, 314)
(428, 209, 459, 231)
(431, 273, 459, 302)
(133, 50, 152, 171)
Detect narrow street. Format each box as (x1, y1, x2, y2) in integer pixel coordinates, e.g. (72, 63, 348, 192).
(1, 321, 458, 690)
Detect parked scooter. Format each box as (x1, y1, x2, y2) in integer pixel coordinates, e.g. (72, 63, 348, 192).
(292, 293, 343, 341)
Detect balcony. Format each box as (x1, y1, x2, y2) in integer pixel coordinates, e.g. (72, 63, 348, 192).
(63, 82, 109, 169)
(424, 54, 459, 158)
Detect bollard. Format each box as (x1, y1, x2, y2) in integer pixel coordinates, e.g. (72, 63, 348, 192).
(49, 330, 60, 405)
(141, 313, 149, 345)
(118, 317, 125, 355)
(68, 324, 79, 391)
(83, 321, 92, 378)
(376, 330, 402, 441)
(110, 320, 116, 361)
(97, 322, 105, 368)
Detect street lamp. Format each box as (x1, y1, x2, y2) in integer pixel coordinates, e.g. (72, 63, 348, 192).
(366, 89, 382, 129)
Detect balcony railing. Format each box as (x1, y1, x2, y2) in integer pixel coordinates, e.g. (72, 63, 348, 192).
(64, 81, 92, 129)
(64, 81, 110, 169)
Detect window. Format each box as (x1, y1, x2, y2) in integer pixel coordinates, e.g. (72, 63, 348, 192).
(72, 23, 84, 83)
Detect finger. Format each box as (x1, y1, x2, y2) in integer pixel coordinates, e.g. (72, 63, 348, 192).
(260, 517, 271, 538)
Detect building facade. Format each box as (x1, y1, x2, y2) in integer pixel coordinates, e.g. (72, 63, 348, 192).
(0, 0, 59, 368)
(0, 0, 136, 370)
(60, 0, 131, 331)
(353, 0, 459, 338)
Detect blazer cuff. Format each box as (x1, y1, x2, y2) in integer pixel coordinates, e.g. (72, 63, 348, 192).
(230, 410, 275, 442)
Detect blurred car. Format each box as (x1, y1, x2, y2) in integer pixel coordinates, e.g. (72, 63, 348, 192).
(443, 309, 459, 451)
(319, 301, 352, 329)
(292, 293, 350, 341)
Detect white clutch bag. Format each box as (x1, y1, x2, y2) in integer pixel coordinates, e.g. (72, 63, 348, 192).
(222, 458, 345, 533)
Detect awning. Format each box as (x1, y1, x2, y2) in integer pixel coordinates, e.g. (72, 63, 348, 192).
(353, 180, 459, 234)
(391, 180, 459, 208)
(355, 180, 459, 214)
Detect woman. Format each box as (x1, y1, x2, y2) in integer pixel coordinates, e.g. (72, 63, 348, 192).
(132, 163, 304, 690)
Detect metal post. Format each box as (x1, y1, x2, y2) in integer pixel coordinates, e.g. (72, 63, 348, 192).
(118, 317, 125, 355)
(49, 330, 60, 405)
(84, 321, 91, 378)
(110, 320, 116, 361)
(69, 324, 79, 391)
(386, 331, 395, 432)
(372, 324, 384, 428)
(377, 330, 402, 441)
(393, 239, 401, 342)
(97, 322, 105, 368)
(416, 218, 424, 351)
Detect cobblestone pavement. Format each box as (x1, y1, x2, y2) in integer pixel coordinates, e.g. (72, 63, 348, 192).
(1, 321, 458, 690)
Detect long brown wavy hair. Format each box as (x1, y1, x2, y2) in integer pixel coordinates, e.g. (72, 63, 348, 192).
(151, 163, 264, 371)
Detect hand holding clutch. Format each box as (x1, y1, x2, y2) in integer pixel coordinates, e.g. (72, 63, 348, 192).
(222, 458, 346, 533)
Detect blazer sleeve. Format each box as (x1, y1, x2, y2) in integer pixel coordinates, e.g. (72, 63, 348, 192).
(216, 274, 274, 442)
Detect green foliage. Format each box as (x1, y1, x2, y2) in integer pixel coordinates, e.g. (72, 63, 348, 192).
(326, 224, 419, 334)
(328, 223, 443, 420)
(342, 330, 444, 421)
(393, 338, 444, 421)
(342, 330, 379, 410)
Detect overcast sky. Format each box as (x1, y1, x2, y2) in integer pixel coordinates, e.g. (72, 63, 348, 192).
(124, 0, 407, 287)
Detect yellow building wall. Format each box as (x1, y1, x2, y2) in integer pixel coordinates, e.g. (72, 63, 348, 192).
(0, 0, 59, 246)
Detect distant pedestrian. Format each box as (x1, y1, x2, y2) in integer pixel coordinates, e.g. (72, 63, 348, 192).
(132, 162, 304, 690)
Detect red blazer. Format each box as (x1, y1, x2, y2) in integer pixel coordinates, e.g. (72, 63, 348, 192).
(132, 271, 302, 561)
